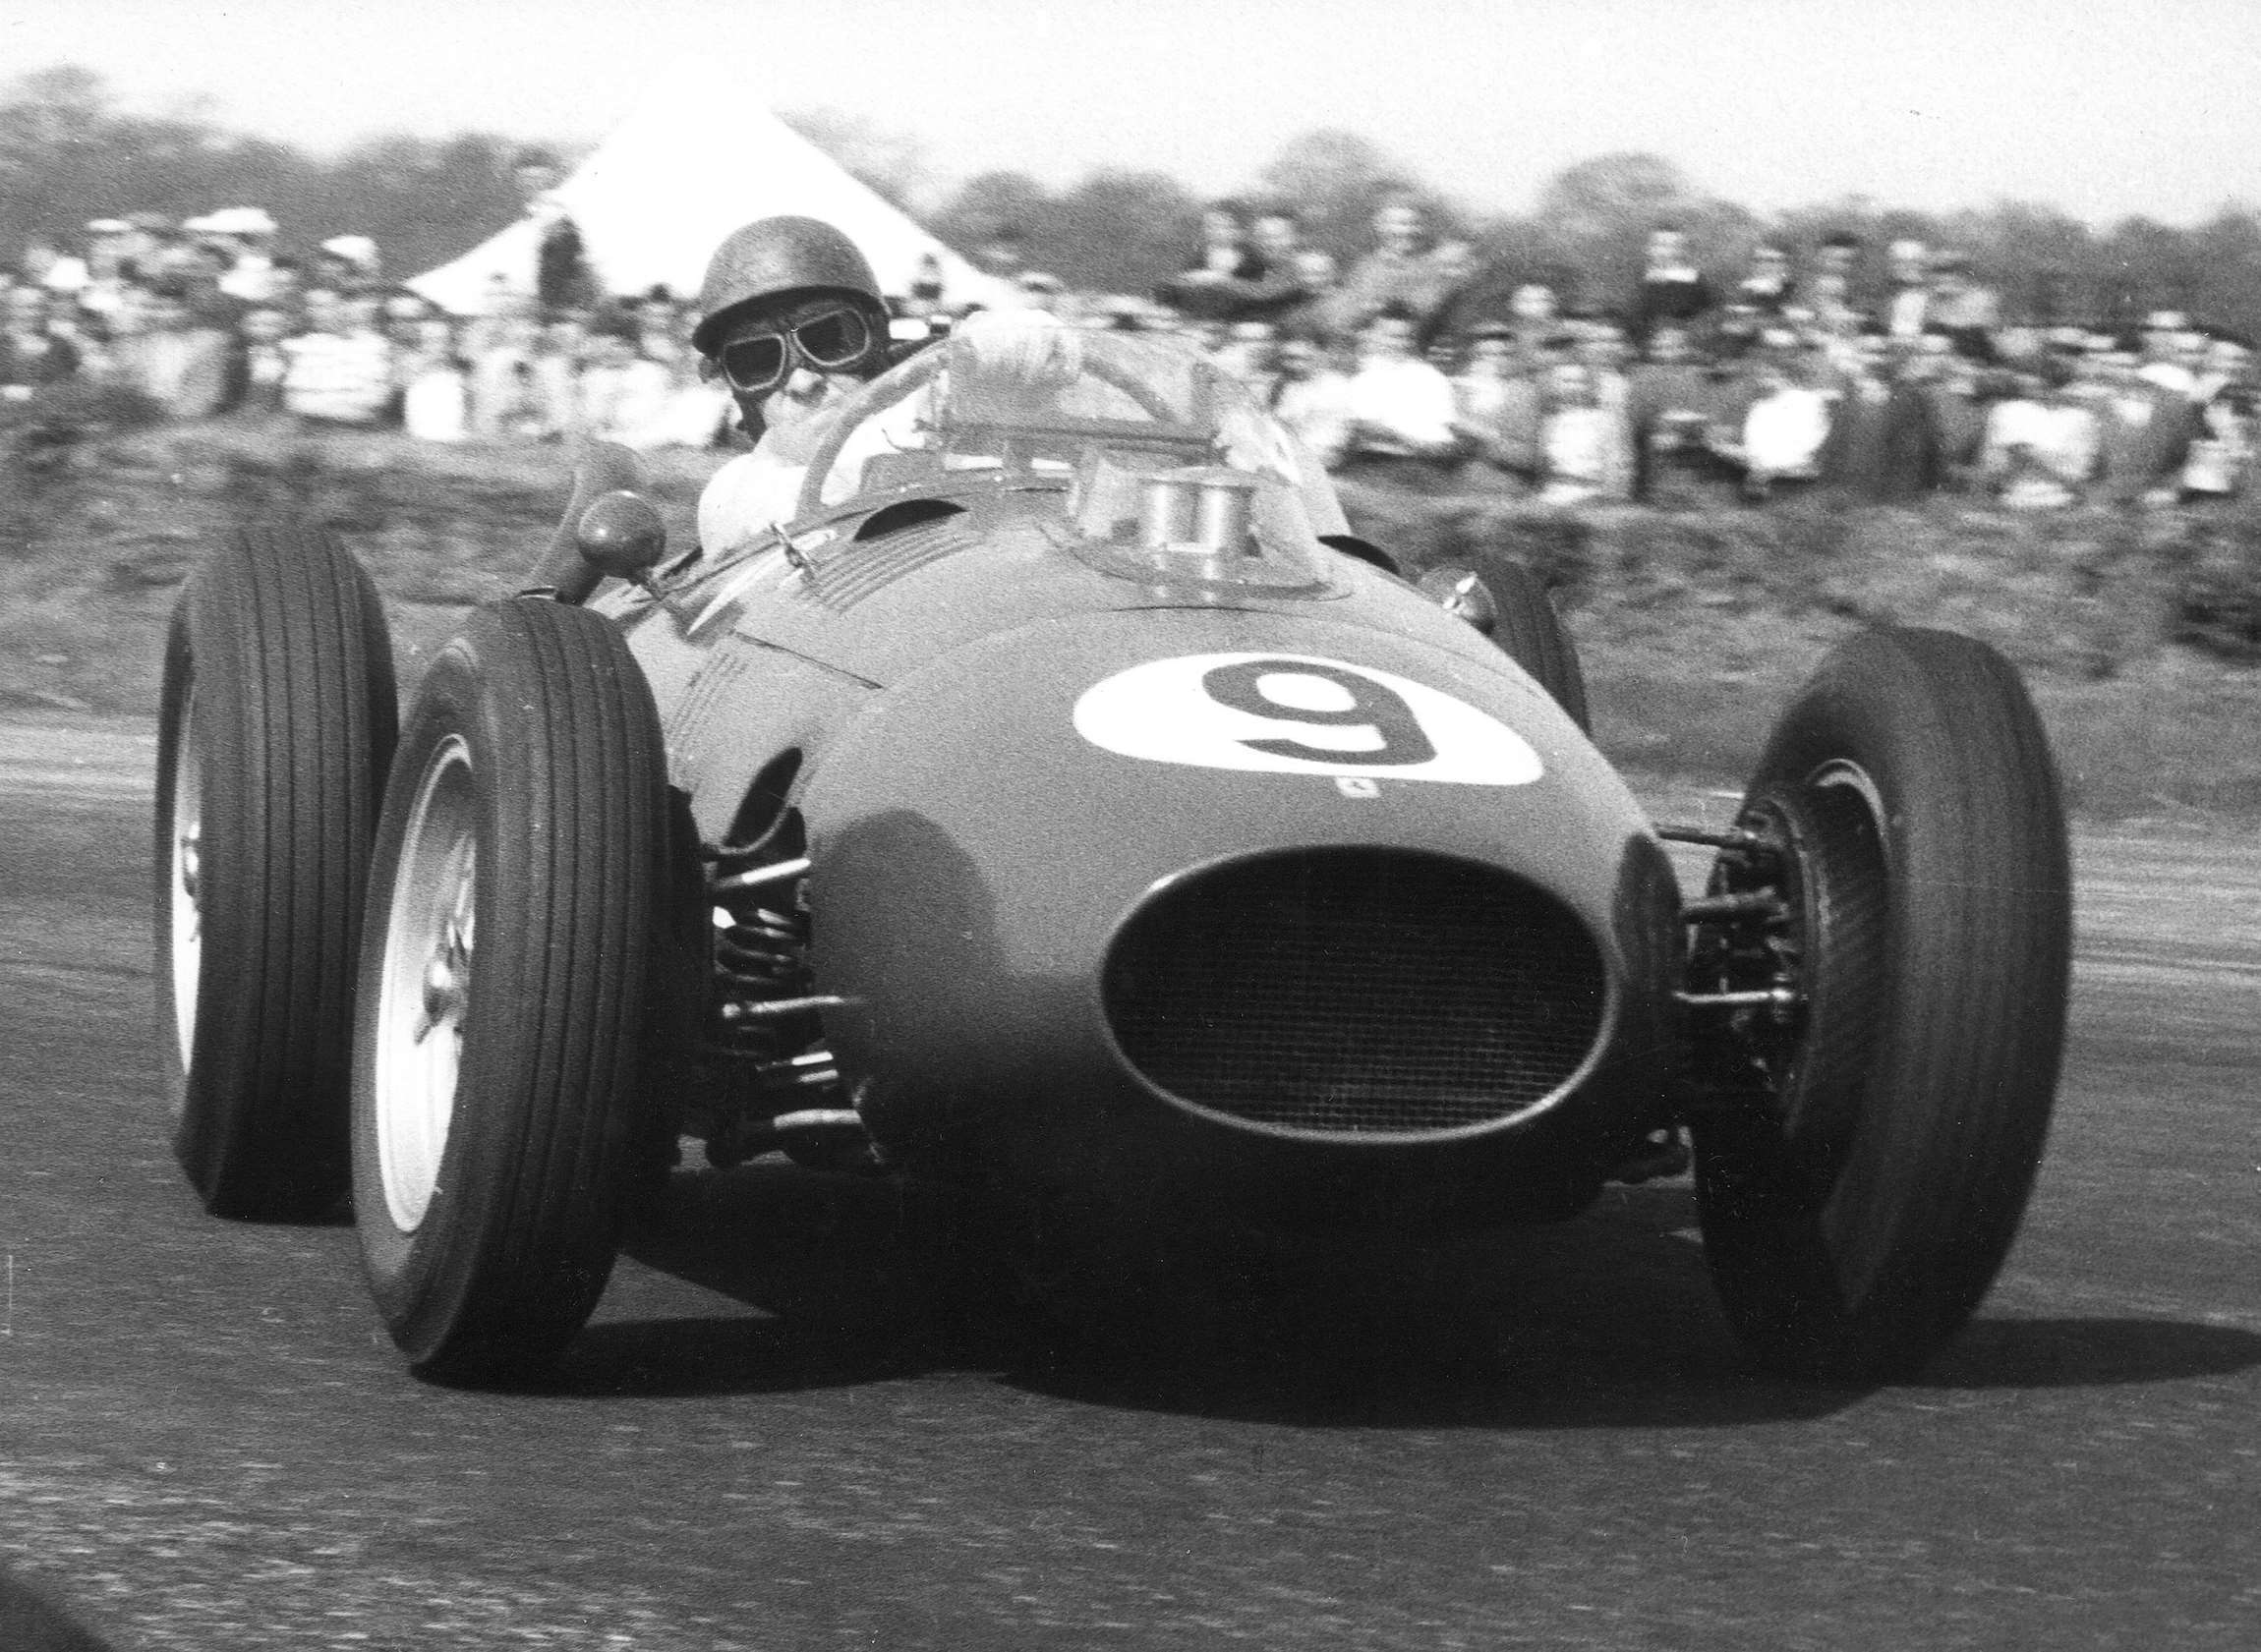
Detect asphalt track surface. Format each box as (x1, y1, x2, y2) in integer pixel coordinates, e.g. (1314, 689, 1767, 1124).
(2, 716, 2255, 1651)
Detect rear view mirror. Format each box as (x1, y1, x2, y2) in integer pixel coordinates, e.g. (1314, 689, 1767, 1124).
(1417, 565, 1497, 636)
(575, 490, 668, 590)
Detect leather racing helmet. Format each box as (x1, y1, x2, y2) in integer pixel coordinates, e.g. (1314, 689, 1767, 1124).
(692, 215, 886, 356)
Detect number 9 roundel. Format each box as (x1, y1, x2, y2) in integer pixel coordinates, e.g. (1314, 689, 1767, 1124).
(1073, 653, 1543, 786)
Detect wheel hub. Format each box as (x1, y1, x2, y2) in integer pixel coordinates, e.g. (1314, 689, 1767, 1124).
(374, 735, 477, 1233)
(167, 687, 204, 1085)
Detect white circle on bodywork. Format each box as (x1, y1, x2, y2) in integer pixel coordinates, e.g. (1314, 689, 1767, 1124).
(1073, 652, 1543, 785)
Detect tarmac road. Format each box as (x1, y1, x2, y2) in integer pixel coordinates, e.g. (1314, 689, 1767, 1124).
(2, 716, 2255, 1650)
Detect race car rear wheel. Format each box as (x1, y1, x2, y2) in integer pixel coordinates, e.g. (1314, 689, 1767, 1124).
(1458, 553, 1591, 732)
(1688, 626, 2070, 1382)
(351, 598, 667, 1382)
(156, 525, 396, 1220)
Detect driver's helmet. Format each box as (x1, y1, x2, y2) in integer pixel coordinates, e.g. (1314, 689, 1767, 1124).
(691, 215, 886, 356)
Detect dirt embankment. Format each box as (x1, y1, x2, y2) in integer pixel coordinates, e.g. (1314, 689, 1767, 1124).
(4, 421, 2258, 819)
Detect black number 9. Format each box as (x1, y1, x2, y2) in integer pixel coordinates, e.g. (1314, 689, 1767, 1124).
(1201, 659, 1437, 767)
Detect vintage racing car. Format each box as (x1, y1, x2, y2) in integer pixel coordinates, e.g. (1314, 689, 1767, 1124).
(155, 326, 2072, 1384)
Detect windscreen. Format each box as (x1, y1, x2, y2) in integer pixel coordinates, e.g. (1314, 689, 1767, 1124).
(805, 316, 1350, 555)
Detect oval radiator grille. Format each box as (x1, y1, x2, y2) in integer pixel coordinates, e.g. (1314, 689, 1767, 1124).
(1103, 849, 1608, 1135)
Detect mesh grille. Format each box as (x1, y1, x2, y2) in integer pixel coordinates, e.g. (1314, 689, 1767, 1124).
(1103, 849, 1607, 1135)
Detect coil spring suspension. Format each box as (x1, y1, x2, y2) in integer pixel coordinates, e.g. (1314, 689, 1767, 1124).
(702, 854, 864, 1168)
(715, 894, 808, 1035)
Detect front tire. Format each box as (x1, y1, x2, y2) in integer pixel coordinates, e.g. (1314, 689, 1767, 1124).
(351, 598, 667, 1382)
(156, 525, 396, 1220)
(1690, 627, 2071, 1382)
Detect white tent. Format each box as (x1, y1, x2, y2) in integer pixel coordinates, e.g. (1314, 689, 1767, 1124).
(408, 65, 1014, 316)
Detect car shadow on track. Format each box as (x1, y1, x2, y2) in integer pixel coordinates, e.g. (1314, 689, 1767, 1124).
(1913, 1317, 2261, 1390)
(592, 1161, 2261, 1427)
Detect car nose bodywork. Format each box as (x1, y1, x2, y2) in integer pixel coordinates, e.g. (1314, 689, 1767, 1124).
(795, 604, 1683, 1228)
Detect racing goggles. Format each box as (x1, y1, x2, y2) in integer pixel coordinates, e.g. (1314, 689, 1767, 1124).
(714, 305, 879, 395)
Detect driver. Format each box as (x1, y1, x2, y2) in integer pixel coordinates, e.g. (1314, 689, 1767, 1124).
(691, 215, 900, 556)
(691, 215, 1095, 557)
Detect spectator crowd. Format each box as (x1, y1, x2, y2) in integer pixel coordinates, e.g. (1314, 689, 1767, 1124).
(0, 150, 733, 453)
(4, 161, 2253, 512)
(1129, 203, 2256, 510)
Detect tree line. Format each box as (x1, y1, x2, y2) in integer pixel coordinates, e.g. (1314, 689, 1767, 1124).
(7, 64, 2258, 336)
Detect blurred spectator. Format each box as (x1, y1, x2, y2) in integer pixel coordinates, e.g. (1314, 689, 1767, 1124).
(1713, 241, 1796, 358)
(397, 313, 471, 442)
(1214, 318, 1283, 400)
(577, 312, 674, 447)
(1320, 196, 1456, 339)
(279, 285, 394, 426)
(1269, 333, 1355, 471)
(2093, 346, 2198, 504)
(1335, 304, 1460, 486)
(641, 306, 732, 451)
(2135, 311, 2199, 395)
(74, 220, 139, 327)
(1733, 243, 1797, 314)
(1290, 247, 1339, 293)
(1501, 281, 1561, 352)
(198, 207, 284, 304)
(232, 303, 295, 417)
(1722, 340, 1831, 500)
(624, 288, 686, 366)
(1418, 239, 1513, 353)
(168, 240, 243, 329)
(262, 256, 307, 316)
(320, 236, 382, 291)
(464, 295, 543, 438)
(1926, 253, 2001, 361)
(1186, 200, 1262, 283)
(1630, 320, 1732, 500)
(1450, 325, 1543, 491)
(111, 282, 233, 419)
(1537, 362, 1629, 504)
(1884, 239, 1933, 338)
(529, 309, 589, 439)
(2182, 335, 2253, 499)
(900, 254, 948, 322)
(1633, 225, 1714, 341)
(1258, 247, 1339, 335)
(1574, 317, 1639, 497)
(310, 244, 365, 294)
(1158, 199, 1310, 325)
(0, 284, 81, 400)
(117, 214, 171, 278)
(1819, 332, 1945, 502)
(1806, 233, 1865, 333)
(145, 222, 204, 285)
(22, 236, 88, 298)
(1917, 342, 1992, 487)
(1980, 356, 2095, 507)
(1249, 206, 1304, 267)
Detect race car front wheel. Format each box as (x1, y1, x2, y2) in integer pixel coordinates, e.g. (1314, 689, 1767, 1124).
(351, 598, 667, 1383)
(157, 525, 396, 1220)
(1687, 626, 2071, 1382)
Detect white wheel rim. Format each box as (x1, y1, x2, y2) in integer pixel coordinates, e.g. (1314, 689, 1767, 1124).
(374, 734, 478, 1232)
(165, 685, 203, 1090)
(1810, 759, 1888, 836)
